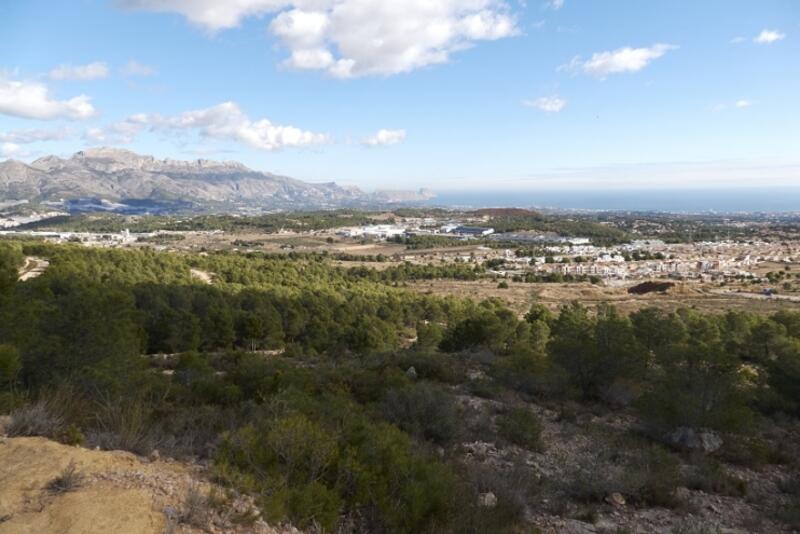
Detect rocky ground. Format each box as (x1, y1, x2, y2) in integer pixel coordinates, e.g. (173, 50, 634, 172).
(454, 388, 800, 534)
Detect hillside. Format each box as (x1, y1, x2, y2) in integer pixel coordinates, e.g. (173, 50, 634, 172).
(1, 241, 799, 533)
(0, 148, 434, 212)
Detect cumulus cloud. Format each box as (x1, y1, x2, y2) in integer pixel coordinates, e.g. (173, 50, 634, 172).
(123, 0, 519, 77)
(0, 127, 71, 144)
(49, 62, 110, 80)
(545, 0, 564, 10)
(560, 43, 677, 77)
(120, 60, 157, 77)
(523, 95, 566, 112)
(0, 79, 97, 120)
(754, 29, 785, 44)
(88, 102, 329, 150)
(362, 129, 406, 146)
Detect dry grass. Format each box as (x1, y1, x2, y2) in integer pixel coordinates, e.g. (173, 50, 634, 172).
(46, 462, 84, 495)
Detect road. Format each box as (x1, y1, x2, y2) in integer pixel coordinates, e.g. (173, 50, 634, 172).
(708, 288, 800, 303)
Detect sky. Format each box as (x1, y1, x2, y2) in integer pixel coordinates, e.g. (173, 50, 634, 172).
(1, 0, 799, 192)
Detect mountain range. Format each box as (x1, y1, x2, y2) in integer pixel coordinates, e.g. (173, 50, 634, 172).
(0, 148, 435, 213)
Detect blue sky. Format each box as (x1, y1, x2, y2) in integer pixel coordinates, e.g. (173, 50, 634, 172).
(1, 0, 798, 191)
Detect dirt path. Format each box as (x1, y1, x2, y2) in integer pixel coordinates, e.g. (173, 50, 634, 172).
(17, 257, 49, 282)
(189, 269, 214, 284)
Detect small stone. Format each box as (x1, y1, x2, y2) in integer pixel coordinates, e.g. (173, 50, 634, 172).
(163, 506, 178, 521)
(406, 366, 417, 379)
(595, 519, 618, 532)
(605, 492, 626, 508)
(478, 492, 497, 508)
(148, 449, 160, 462)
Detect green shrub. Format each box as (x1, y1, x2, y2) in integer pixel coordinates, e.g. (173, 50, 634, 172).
(620, 445, 682, 507)
(283, 481, 342, 532)
(0, 344, 20, 388)
(497, 407, 544, 451)
(381, 382, 459, 444)
(638, 342, 754, 435)
(59, 424, 86, 446)
(719, 435, 773, 467)
(685, 456, 747, 497)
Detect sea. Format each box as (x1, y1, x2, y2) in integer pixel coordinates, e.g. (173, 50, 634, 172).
(424, 188, 800, 214)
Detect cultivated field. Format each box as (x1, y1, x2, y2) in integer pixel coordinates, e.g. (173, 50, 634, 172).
(406, 279, 800, 316)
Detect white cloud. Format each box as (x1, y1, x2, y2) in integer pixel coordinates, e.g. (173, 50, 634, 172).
(754, 29, 785, 44)
(730, 36, 746, 44)
(84, 114, 151, 144)
(363, 129, 406, 146)
(561, 43, 677, 77)
(123, 0, 519, 78)
(545, 0, 564, 10)
(120, 60, 156, 77)
(120, 0, 287, 31)
(0, 142, 22, 158)
(0, 127, 70, 143)
(712, 99, 754, 112)
(523, 95, 566, 112)
(49, 62, 110, 80)
(89, 102, 329, 150)
(159, 102, 330, 149)
(0, 79, 97, 120)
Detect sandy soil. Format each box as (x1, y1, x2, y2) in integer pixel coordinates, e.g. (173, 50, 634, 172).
(0, 437, 175, 533)
(0, 436, 293, 534)
(17, 257, 49, 282)
(189, 269, 214, 284)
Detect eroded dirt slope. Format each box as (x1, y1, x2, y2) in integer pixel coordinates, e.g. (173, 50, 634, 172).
(0, 435, 294, 534)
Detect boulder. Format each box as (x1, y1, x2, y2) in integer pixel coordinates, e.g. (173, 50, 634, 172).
(478, 492, 497, 508)
(668, 427, 723, 453)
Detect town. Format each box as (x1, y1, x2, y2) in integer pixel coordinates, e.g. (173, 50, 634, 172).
(3, 210, 797, 290)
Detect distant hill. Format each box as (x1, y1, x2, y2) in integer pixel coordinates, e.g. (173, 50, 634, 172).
(471, 208, 542, 218)
(0, 148, 435, 213)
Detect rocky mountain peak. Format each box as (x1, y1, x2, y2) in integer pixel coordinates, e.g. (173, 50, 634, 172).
(1, 148, 435, 211)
